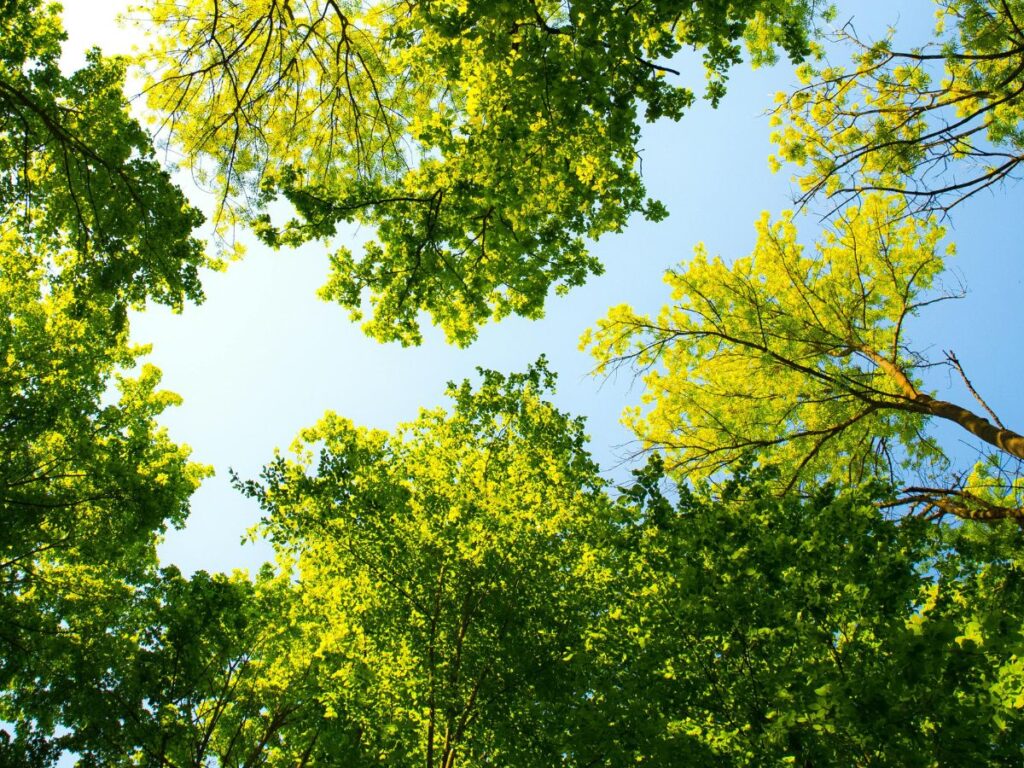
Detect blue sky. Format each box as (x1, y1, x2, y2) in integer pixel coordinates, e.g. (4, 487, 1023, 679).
(61, 1, 1024, 574)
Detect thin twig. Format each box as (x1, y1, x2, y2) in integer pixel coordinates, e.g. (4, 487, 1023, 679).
(945, 349, 1005, 428)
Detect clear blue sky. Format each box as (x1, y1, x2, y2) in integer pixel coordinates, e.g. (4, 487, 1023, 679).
(61, 1, 1024, 574)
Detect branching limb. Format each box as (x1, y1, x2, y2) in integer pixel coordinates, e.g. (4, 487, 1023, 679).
(880, 485, 1024, 522)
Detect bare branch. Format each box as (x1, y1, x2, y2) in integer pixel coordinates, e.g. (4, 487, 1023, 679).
(945, 349, 1006, 428)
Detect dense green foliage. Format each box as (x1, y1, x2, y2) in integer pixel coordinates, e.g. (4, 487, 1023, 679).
(0, 0, 209, 312)
(135, 0, 819, 344)
(0, 0, 211, 589)
(238, 363, 613, 766)
(0, 2, 210, 761)
(12, 369, 1024, 765)
(590, 465, 1024, 765)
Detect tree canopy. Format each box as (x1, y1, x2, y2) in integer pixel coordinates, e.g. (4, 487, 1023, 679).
(0, 0, 209, 314)
(588, 464, 1024, 766)
(237, 362, 614, 766)
(0, 3, 211, 760)
(586, 193, 1024, 520)
(6, 0, 1024, 764)
(134, 0, 820, 344)
(0, 0, 210, 594)
(16, 369, 1024, 766)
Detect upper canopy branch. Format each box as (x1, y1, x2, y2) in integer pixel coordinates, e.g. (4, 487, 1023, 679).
(587, 193, 1024, 522)
(772, 0, 1024, 216)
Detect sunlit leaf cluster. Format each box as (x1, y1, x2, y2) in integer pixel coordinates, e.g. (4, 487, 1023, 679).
(587, 195, 953, 489)
(238, 362, 614, 765)
(771, 0, 1024, 213)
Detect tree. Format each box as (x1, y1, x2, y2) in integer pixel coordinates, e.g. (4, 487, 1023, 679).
(237, 361, 615, 766)
(9, 365, 1024, 765)
(584, 461, 1024, 765)
(771, 0, 1024, 215)
(1, 561, 366, 767)
(1, 3, 212, 759)
(0, 0, 210, 611)
(0, 0, 212, 582)
(134, 0, 820, 345)
(0, 0, 211, 619)
(585, 193, 1024, 520)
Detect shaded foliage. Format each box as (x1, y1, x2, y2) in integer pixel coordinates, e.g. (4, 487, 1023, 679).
(584, 462, 1024, 765)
